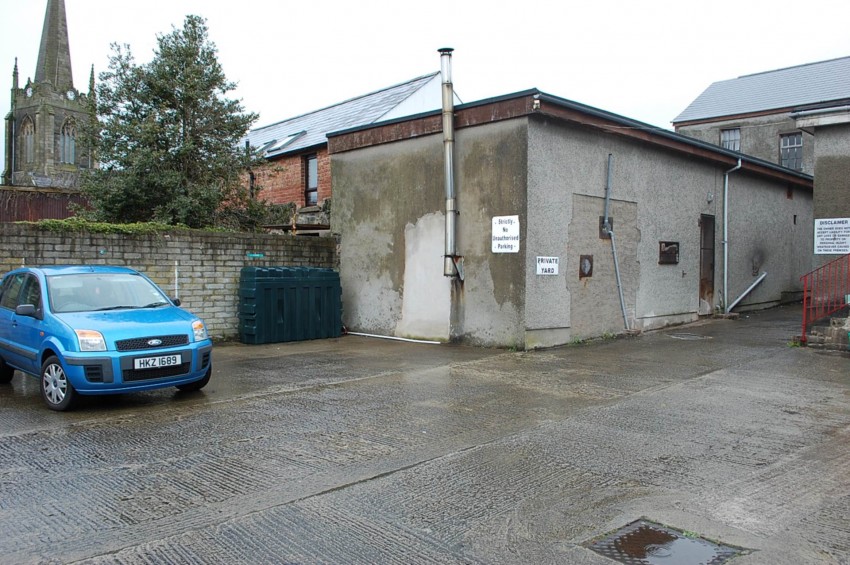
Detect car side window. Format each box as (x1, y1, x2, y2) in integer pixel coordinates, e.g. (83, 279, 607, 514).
(0, 274, 25, 310)
(20, 276, 42, 309)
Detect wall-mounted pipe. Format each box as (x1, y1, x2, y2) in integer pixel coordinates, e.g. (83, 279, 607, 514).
(723, 158, 742, 313)
(727, 271, 767, 312)
(347, 331, 441, 345)
(603, 154, 630, 331)
(439, 47, 459, 278)
(174, 260, 179, 300)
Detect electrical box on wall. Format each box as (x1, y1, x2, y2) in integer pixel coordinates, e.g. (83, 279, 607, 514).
(599, 217, 613, 239)
(659, 241, 679, 265)
(579, 255, 593, 278)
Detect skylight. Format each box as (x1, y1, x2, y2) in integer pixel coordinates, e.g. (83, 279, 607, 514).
(265, 131, 306, 155)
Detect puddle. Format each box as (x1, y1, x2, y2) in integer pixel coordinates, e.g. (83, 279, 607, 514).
(666, 333, 711, 341)
(586, 519, 745, 564)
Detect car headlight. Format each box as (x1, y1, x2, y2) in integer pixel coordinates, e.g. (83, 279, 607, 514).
(193, 320, 208, 342)
(76, 329, 107, 352)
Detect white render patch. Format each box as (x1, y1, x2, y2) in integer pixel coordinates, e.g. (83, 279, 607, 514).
(395, 213, 451, 341)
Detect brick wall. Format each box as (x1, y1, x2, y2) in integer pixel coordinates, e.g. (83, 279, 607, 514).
(249, 148, 332, 208)
(0, 224, 338, 339)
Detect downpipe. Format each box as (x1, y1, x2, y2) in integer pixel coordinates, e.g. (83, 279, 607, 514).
(727, 271, 767, 313)
(603, 154, 630, 331)
(723, 158, 742, 313)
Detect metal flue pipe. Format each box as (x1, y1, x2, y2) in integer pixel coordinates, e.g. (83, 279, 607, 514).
(439, 47, 458, 278)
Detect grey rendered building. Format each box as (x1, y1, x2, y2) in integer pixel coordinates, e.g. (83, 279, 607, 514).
(329, 90, 813, 349)
(673, 57, 850, 176)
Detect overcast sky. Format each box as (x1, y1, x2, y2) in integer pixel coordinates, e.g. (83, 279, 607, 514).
(2, 0, 849, 156)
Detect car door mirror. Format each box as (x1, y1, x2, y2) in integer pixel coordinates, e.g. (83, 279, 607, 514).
(171, 297, 181, 307)
(15, 304, 38, 318)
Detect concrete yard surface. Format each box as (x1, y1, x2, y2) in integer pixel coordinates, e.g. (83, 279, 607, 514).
(0, 304, 848, 563)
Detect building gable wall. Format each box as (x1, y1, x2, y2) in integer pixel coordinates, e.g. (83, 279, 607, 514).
(527, 117, 812, 339)
(331, 94, 814, 347)
(676, 113, 814, 174)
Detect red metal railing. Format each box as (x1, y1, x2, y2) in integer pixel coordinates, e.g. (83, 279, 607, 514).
(800, 253, 850, 344)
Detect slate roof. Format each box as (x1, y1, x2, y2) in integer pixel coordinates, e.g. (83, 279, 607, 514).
(674, 56, 850, 124)
(244, 72, 439, 158)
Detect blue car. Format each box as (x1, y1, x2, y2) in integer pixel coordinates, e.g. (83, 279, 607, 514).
(0, 265, 213, 411)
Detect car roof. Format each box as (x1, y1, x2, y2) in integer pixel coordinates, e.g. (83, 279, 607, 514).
(17, 266, 141, 276)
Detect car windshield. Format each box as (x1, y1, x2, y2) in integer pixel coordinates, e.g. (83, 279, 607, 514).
(47, 273, 171, 314)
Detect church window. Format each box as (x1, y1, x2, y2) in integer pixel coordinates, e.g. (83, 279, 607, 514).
(21, 118, 35, 164)
(60, 120, 76, 164)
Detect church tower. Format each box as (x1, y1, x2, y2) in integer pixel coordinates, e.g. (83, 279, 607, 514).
(3, 0, 94, 188)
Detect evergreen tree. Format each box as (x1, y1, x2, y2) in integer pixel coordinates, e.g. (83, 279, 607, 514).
(80, 16, 262, 229)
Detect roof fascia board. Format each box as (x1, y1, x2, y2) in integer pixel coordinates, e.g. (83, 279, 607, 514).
(328, 90, 537, 154)
(328, 90, 812, 189)
(535, 96, 811, 188)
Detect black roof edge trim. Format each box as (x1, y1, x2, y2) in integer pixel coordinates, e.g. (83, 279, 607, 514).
(534, 91, 812, 181)
(327, 87, 812, 183)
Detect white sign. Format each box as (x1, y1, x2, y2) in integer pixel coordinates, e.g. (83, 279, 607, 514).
(536, 256, 559, 275)
(814, 218, 850, 255)
(492, 215, 520, 253)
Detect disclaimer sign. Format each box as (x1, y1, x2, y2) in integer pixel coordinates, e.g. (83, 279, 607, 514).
(814, 218, 850, 255)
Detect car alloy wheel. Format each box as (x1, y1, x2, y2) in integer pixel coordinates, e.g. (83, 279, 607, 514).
(41, 356, 77, 411)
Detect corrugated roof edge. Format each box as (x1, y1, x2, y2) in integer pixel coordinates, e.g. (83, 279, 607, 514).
(249, 72, 440, 134)
(329, 87, 812, 184)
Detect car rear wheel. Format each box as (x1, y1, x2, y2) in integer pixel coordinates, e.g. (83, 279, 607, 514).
(176, 366, 211, 392)
(0, 358, 14, 384)
(41, 356, 77, 411)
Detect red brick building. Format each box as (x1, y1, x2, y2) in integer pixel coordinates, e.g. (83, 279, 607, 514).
(244, 72, 454, 232)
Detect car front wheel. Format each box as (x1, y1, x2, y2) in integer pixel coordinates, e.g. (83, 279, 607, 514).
(176, 366, 211, 392)
(41, 356, 77, 411)
(0, 357, 14, 384)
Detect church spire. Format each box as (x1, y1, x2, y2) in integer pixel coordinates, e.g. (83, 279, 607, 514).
(34, 0, 74, 90)
(12, 58, 19, 90)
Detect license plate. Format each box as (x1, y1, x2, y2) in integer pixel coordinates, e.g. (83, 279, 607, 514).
(134, 354, 181, 370)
